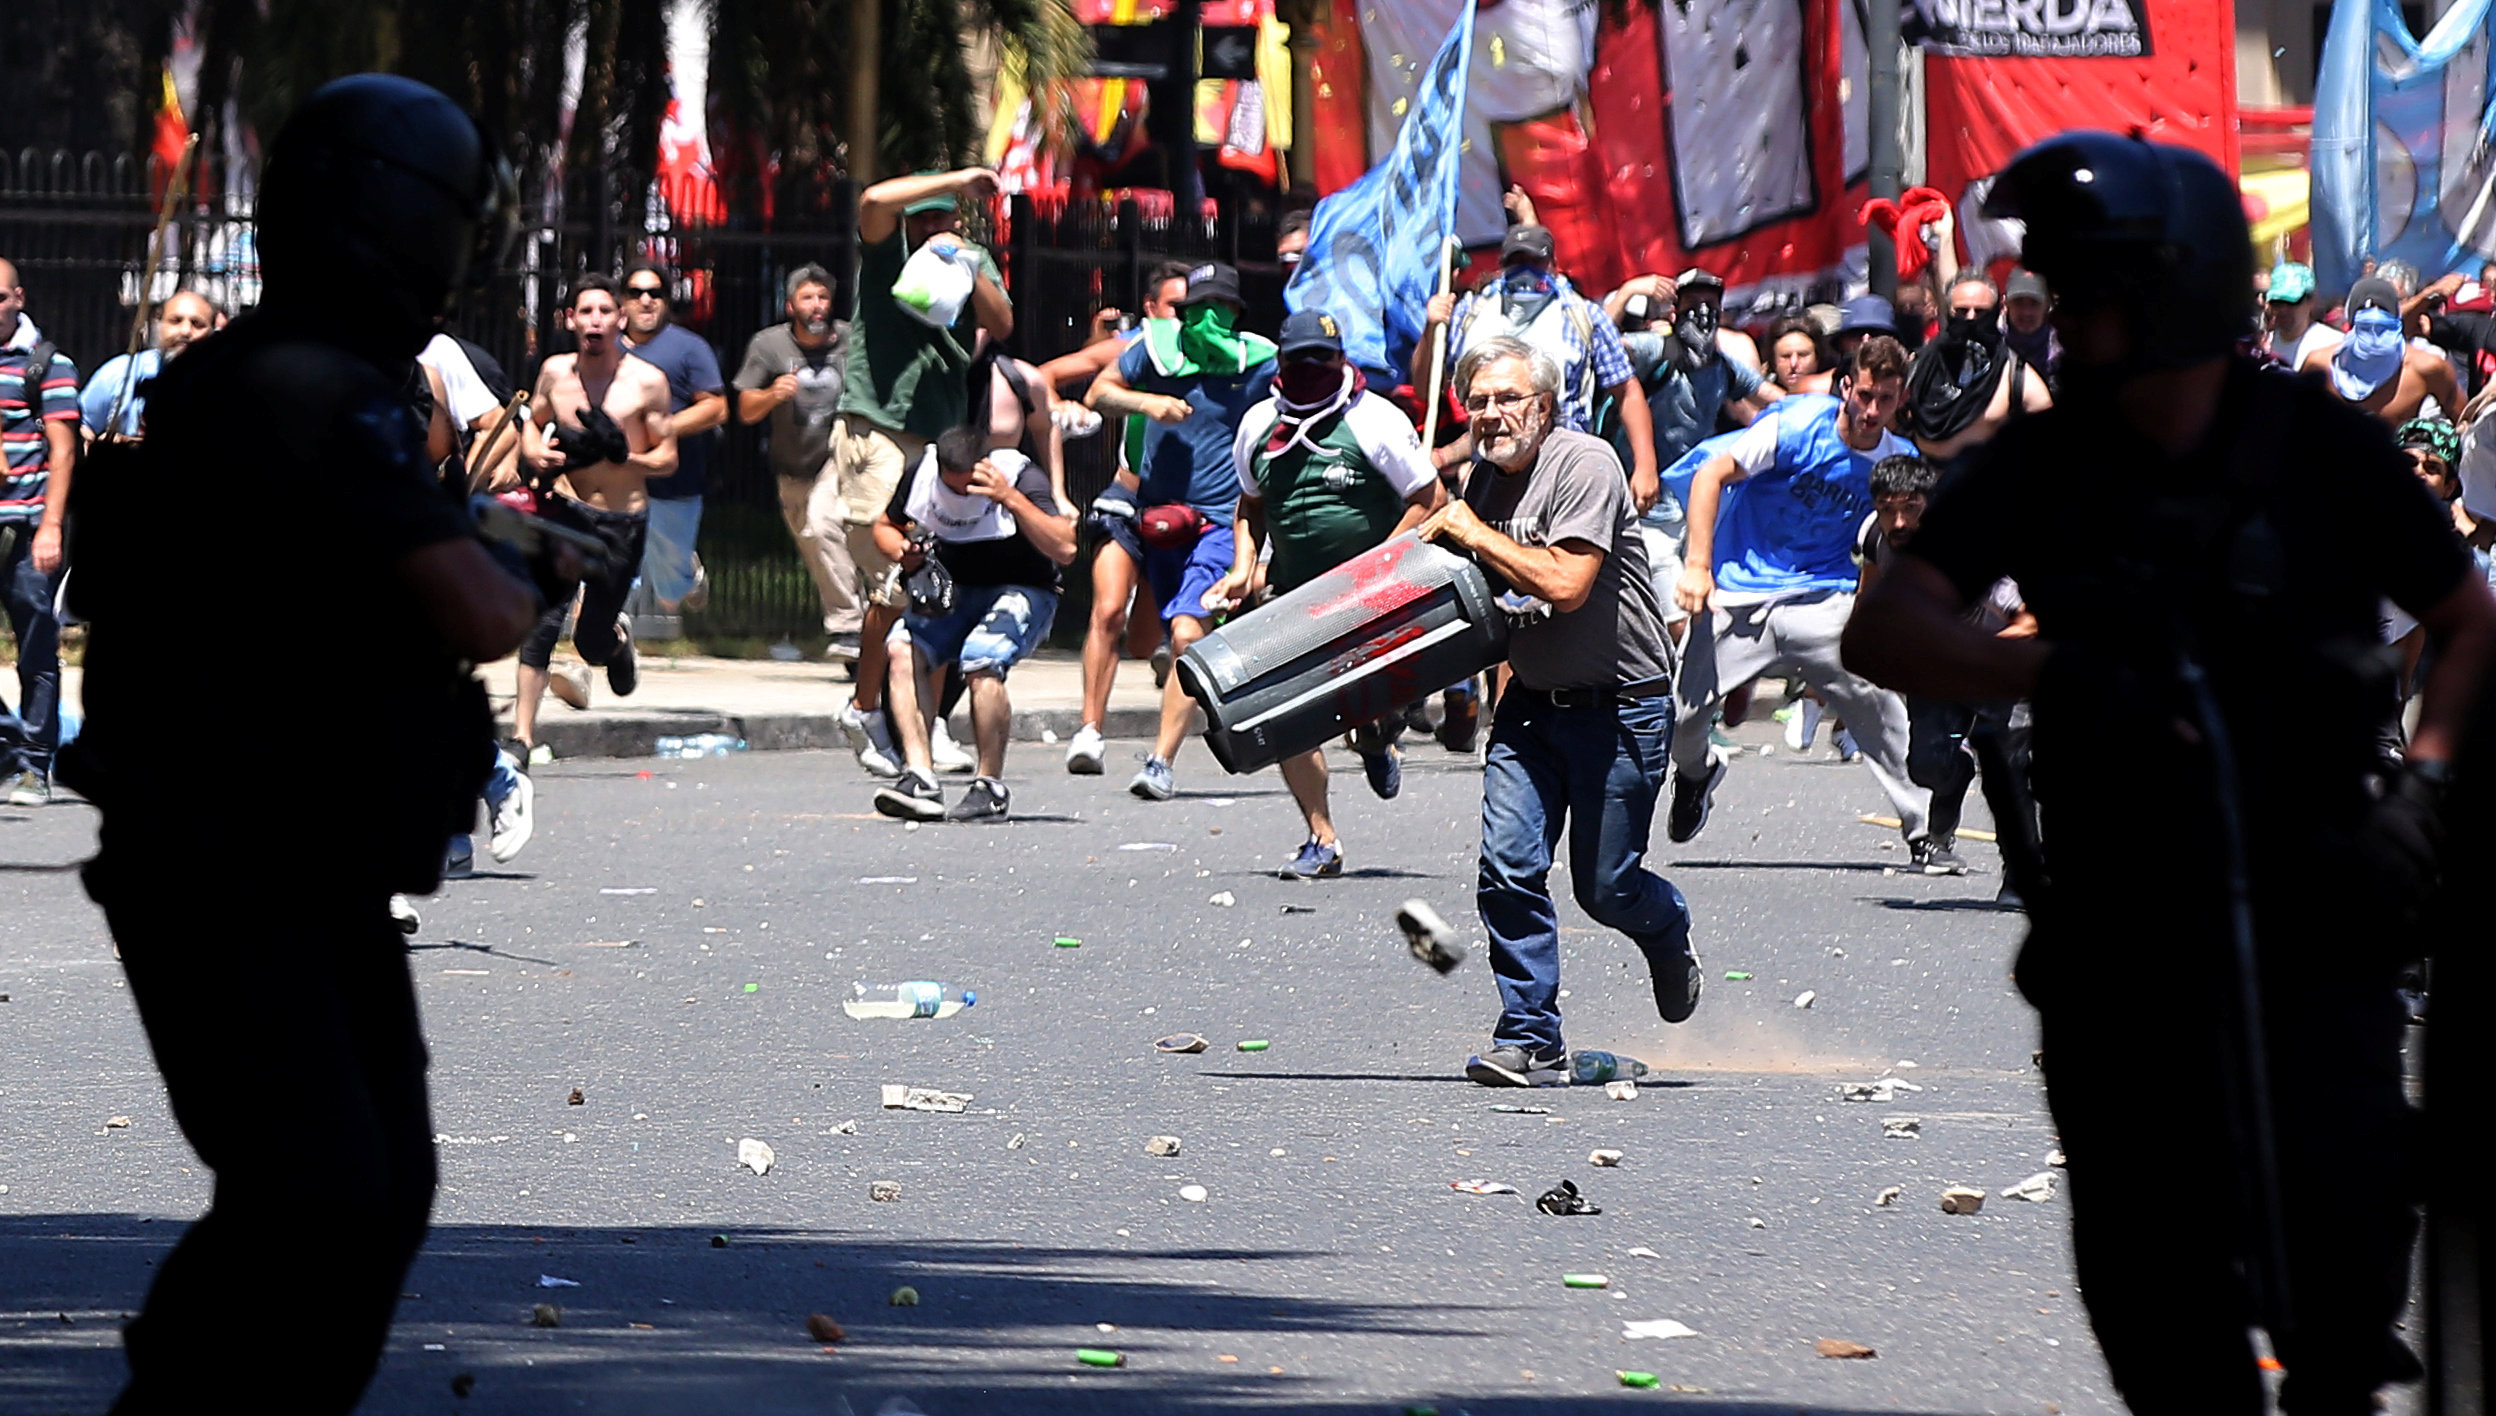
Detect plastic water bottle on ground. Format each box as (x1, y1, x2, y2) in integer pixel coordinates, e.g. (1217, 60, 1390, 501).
(653, 733, 748, 759)
(843, 981, 977, 1019)
(1570, 1050, 1650, 1086)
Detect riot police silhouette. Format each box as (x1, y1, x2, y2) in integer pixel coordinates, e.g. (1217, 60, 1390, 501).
(64, 75, 543, 1415)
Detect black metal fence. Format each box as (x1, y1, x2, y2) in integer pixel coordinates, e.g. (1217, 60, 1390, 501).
(0, 148, 1284, 647)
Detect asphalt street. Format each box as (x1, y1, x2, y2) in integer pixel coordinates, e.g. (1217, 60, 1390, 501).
(0, 724, 2261, 1414)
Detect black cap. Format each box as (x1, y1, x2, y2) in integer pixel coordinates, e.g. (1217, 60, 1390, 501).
(1673, 267, 1725, 294)
(1277, 309, 1345, 358)
(1181, 262, 1244, 308)
(2005, 268, 2050, 303)
(1500, 225, 1556, 266)
(2347, 276, 2401, 316)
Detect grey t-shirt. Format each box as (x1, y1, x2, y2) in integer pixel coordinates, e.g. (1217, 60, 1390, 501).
(735, 321, 851, 480)
(1463, 429, 1675, 691)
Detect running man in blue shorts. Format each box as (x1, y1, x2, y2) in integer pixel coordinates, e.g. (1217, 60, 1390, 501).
(1083, 262, 1277, 799)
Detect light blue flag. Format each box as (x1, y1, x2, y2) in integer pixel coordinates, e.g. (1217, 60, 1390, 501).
(1283, 0, 1475, 382)
(2312, 0, 2496, 292)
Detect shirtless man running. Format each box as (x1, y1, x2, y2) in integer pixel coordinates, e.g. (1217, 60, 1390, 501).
(513, 274, 677, 750)
(2306, 276, 2459, 427)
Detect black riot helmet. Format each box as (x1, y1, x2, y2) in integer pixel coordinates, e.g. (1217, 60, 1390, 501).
(1982, 131, 2251, 376)
(257, 75, 516, 356)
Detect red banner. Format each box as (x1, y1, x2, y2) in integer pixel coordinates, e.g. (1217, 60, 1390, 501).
(1306, 0, 1371, 195)
(1584, 0, 1864, 312)
(1923, 0, 2238, 272)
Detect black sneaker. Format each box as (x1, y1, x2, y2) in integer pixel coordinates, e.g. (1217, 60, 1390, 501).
(1666, 755, 1724, 844)
(606, 619, 639, 696)
(1639, 924, 1701, 1024)
(945, 777, 1011, 823)
(873, 769, 945, 821)
(1436, 689, 1480, 753)
(500, 737, 533, 774)
(1911, 836, 1971, 875)
(1466, 1044, 1568, 1088)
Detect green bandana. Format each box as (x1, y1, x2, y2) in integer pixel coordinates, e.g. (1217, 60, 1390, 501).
(1144, 306, 1275, 378)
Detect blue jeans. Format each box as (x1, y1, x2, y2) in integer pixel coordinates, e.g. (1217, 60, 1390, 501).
(1478, 691, 1691, 1054)
(0, 522, 62, 779)
(640, 494, 704, 607)
(894, 583, 1058, 677)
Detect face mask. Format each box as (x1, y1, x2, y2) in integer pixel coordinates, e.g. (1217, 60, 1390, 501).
(1276, 359, 1343, 405)
(1177, 302, 1250, 376)
(2332, 308, 2404, 399)
(1946, 309, 1999, 344)
(1500, 267, 1557, 322)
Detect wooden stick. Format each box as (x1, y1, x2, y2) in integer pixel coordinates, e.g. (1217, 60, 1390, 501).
(1418, 238, 1458, 450)
(127, 135, 201, 358)
(466, 391, 532, 493)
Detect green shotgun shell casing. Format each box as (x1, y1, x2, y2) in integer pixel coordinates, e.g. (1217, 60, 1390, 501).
(1235, 1039, 1270, 1051)
(1562, 1273, 1610, 1288)
(1724, 970, 1754, 980)
(1054, 937, 1083, 948)
(1076, 1348, 1125, 1367)
(1618, 1370, 1660, 1388)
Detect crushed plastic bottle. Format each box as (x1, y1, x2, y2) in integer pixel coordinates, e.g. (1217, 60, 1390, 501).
(1569, 1050, 1651, 1086)
(653, 733, 749, 759)
(842, 981, 976, 1019)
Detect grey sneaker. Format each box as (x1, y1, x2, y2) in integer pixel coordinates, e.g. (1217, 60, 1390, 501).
(944, 777, 1011, 823)
(9, 770, 51, 807)
(1911, 837, 1973, 875)
(1128, 755, 1175, 801)
(1465, 1045, 1568, 1088)
(873, 768, 945, 821)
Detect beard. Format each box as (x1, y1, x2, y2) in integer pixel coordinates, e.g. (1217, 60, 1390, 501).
(1476, 405, 1551, 464)
(799, 315, 832, 339)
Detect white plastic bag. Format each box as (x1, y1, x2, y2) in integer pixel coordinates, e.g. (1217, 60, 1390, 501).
(891, 240, 977, 329)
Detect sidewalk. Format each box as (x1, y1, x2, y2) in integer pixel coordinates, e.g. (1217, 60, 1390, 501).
(478, 648, 1167, 761)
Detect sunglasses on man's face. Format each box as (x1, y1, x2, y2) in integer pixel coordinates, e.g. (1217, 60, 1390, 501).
(626, 286, 666, 301)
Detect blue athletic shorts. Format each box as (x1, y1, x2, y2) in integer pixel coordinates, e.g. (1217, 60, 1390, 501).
(1142, 520, 1234, 628)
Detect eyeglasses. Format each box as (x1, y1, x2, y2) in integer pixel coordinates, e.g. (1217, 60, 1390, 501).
(626, 286, 666, 301)
(1462, 390, 1539, 415)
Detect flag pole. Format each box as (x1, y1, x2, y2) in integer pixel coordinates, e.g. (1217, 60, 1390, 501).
(1419, 238, 1457, 450)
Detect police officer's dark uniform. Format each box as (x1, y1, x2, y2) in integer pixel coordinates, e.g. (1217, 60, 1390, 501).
(58, 77, 534, 1413)
(1847, 133, 2496, 1416)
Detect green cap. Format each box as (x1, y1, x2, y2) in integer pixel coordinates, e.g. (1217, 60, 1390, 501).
(904, 175, 960, 217)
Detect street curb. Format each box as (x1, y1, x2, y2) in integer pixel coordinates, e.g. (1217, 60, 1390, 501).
(497, 706, 1168, 762)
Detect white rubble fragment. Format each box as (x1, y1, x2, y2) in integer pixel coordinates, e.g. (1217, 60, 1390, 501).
(737, 1138, 776, 1175)
(2001, 1171, 2057, 1202)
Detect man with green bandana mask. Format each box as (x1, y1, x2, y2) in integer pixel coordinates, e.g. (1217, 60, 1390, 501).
(1085, 262, 1278, 800)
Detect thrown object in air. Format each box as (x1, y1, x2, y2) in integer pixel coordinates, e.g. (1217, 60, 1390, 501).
(1397, 899, 1465, 974)
(1178, 533, 1510, 774)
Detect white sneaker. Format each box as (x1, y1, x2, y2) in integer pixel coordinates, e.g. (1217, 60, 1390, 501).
(1065, 723, 1107, 775)
(929, 718, 976, 775)
(389, 895, 421, 936)
(1784, 699, 1823, 752)
(835, 700, 904, 779)
(487, 767, 536, 864)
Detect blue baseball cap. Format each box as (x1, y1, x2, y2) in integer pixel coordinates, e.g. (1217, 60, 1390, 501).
(1836, 294, 1898, 337)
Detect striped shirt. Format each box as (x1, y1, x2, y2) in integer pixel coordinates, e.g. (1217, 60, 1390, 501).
(1, 343, 83, 522)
